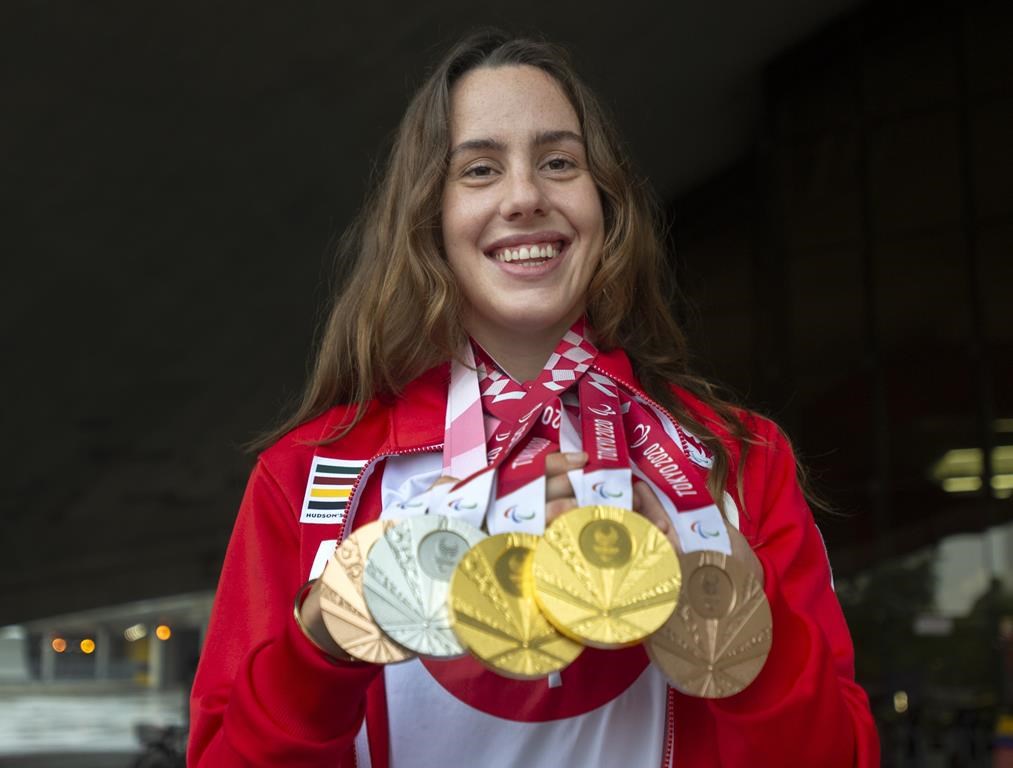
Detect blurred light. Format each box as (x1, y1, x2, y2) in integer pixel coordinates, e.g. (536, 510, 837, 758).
(913, 614, 953, 636)
(933, 447, 1013, 497)
(80, 638, 96, 654)
(51, 637, 67, 653)
(991, 474, 1013, 491)
(893, 690, 909, 714)
(942, 476, 982, 493)
(933, 448, 983, 480)
(1, 625, 27, 640)
(124, 623, 148, 642)
(155, 625, 172, 641)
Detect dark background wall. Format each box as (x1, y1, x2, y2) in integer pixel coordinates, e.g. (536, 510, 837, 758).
(675, 0, 1013, 577)
(2, 0, 1009, 654)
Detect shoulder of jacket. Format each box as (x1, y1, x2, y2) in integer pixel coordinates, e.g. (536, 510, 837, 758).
(667, 383, 772, 437)
(255, 401, 392, 494)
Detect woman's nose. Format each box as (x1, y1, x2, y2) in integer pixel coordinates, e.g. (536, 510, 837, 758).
(499, 170, 546, 220)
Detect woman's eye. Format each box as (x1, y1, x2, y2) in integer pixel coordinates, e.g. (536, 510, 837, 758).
(464, 164, 496, 178)
(544, 157, 574, 172)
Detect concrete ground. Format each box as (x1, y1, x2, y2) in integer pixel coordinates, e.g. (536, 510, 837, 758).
(0, 685, 185, 767)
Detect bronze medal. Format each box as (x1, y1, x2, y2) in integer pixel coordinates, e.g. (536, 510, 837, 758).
(646, 550, 772, 698)
(318, 520, 415, 664)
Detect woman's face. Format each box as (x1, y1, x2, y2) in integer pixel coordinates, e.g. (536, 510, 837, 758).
(442, 65, 605, 349)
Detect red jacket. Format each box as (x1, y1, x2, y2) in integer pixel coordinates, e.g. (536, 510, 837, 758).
(189, 348, 880, 767)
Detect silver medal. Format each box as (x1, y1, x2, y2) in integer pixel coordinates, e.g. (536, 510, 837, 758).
(364, 514, 486, 658)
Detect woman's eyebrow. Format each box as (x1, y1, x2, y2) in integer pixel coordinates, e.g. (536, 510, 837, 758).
(449, 138, 506, 159)
(449, 130, 585, 159)
(533, 129, 584, 147)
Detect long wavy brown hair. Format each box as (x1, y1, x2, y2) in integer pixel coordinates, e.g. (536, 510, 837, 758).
(256, 30, 755, 510)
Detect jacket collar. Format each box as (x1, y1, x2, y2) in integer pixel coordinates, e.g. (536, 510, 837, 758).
(387, 347, 642, 453)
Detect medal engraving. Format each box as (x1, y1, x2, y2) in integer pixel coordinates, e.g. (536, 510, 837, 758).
(364, 515, 485, 658)
(418, 531, 469, 580)
(646, 550, 772, 698)
(448, 533, 582, 679)
(532, 506, 681, 649)
(579, 520, 632, 569)
(493, 547, 529, 597)
(687, 564, 734, 619)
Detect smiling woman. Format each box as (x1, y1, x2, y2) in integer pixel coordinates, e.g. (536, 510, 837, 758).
(188, 30, 880, 768)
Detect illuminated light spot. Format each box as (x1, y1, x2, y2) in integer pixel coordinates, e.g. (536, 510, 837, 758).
(893, 690, 909, 714)
(942, 476, 981, 493)
(123, 623, 148, 642)
(80, 638, 96, 654)
(155, 625, 172, 641)
(991, 474, 1013, 491)
(51, 638, 67, 653)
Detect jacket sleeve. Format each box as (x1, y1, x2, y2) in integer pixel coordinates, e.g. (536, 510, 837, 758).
(704, 418, 880, 767)
(188, 458, 381, 768)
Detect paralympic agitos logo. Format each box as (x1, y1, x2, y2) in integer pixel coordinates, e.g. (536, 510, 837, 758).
(690, 520, 721, 539)
(592, 481, 624, 500)
(503, 505, 536, 523)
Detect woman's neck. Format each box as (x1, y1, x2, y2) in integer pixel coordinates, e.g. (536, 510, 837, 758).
(466, 314, 580, 383)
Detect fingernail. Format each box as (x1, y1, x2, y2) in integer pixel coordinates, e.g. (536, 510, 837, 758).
(564, 452, 588, 466)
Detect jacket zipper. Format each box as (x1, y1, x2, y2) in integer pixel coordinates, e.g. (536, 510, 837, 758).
(660, 686, 677, 768)
(590, 364, 680, 428)
(337, 442, 444, 543)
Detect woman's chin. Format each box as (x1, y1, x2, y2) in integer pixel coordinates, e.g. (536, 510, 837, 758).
(468, 305, 583, 344)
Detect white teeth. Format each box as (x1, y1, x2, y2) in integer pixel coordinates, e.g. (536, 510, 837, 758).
(493, 242, 561, 263)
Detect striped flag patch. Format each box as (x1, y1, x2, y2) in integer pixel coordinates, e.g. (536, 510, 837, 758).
(299, 457, 367, 524)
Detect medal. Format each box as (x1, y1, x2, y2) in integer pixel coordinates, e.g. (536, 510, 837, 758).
(645, 549, 772, 698)
(364, 514, 485, 658)
(448, 531, 582, 679)
(531, 504, 681, 648)
(318, 520, 414, 664)
(622, 396, 773, 697)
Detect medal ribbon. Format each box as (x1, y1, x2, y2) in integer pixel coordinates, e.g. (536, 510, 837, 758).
(382, 320, 597, 530)
(620, 394, 731, 555)
(384, 316, 729, 556)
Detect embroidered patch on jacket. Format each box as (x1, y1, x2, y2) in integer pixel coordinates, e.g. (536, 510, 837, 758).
(299, 457, 367, 524)
(675, 424, 713, 469)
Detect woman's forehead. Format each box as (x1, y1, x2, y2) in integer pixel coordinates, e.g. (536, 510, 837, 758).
(448, 65, 581, 145)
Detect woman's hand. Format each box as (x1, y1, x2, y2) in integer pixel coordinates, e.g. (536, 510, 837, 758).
(544, 451, 587, 524)
(297, 582, 356, 662)
(632, 481, 764, 587)
(427, 452, 587, 526)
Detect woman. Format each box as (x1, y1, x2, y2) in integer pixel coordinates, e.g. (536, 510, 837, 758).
(189, 31, 879, 767)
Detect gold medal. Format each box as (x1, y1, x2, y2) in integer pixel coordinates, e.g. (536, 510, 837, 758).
(531, 506, 681, 649)
(448, 532, 583, 680)
(645, 549, 772, 698)
(318, 520, 415, 664)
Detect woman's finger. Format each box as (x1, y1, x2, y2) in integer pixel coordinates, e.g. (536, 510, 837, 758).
(632, 482, 672, 535)
(430, 476, 458, 489)
(546, 473, 576, 501)
(544, 451, 587, 477)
